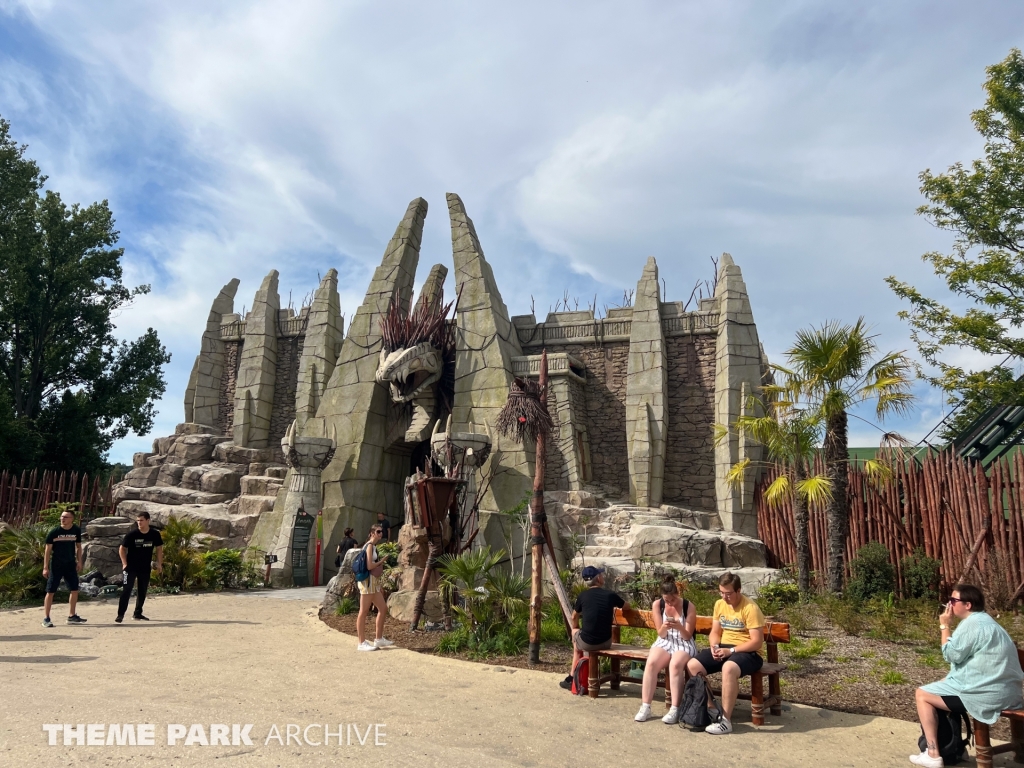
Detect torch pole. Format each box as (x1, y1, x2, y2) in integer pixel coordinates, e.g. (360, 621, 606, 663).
(314, 508, 323, 587)
(528, 350, 548, 664)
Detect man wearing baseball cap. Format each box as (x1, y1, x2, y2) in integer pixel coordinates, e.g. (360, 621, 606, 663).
(560, 565, 629, 689)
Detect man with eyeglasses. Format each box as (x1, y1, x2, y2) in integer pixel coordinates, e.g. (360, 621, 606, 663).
(41, 510, 87, 627)
(686, 571, 764, 734)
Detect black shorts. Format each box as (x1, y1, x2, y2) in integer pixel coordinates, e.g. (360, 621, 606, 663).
(46, 561, 79, 593)
(693, 646, 764, 677)
(941, 695, 967, 714)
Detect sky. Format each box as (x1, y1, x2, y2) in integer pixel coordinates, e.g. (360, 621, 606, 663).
(1, 0, 1022, 462)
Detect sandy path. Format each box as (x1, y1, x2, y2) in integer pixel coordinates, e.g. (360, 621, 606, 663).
(0, 591, 1000, 767)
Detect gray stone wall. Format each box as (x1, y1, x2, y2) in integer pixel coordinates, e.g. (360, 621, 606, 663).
(269, 335, 303, 459)
(218, 341, 242, 436)
(663, 334, 717, 511)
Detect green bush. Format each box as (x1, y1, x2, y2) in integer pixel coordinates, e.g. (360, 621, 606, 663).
(157, 516, 205, 589)
(901, 548, 941, 600)
(680, 581, 718, 616)
(335, 596, 358, 616)
(201, 549, 243, 590)
(819, 594, 866, 636)
(847, 542, 895, 601)
(758, 581, 801, 615)
(0, 522, 48, 603)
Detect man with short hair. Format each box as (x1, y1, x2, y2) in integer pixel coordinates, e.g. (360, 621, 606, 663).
(42, 510, 86, 627)
(560, 565, 629, 690)
(686, 571, 765, 734)
(116, 511, 163, 623)
(376, 511, 392, 542)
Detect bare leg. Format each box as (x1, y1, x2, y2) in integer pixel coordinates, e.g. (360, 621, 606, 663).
(721, 661, 741, 720)
(69, 591, 78, 617)
(43, 592, 54, 619)
(356, 593, 372, 644)
(372, 591, 388, 640)
(915, 688, 952, 759)
(686, 657, 708, 677)
(668, 652, 691, 708)
(569, 634, 582, 676)
(641, 647, 671, 705)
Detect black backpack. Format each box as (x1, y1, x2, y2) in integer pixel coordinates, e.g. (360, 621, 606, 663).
(918, 711, 972, 765)
(678, 675, 722, 731)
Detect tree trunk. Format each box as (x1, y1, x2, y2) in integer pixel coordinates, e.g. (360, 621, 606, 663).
(792, 458, 811, 595)
(528, 351, 549, 664)
(824, 409, 849, 593)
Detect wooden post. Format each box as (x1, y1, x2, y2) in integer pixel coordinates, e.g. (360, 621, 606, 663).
(528, 350, 548, 664)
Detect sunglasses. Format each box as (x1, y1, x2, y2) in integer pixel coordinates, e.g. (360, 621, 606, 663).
(947, 597, 963, 605)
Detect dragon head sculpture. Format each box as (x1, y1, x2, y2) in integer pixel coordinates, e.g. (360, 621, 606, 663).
(375, 287, 456, 445)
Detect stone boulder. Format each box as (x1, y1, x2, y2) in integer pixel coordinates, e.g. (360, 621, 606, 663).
(125, 466, 160, 488)
(627, 525, 723, 566)
(322, 571, 355, 615)
(167, 434, 232, 466)
(113, 485, 235, 506)
(386, 589, 443, 623)
(83, 517, 135, 577)
(721, 534, 767, 568)
(115, 500, 258, 548)
(214, 442, 275, 465)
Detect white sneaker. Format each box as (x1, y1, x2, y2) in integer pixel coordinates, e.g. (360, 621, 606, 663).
(909, 752, 943, 768)
(635, 704, 652, 722)
(705, 717, 733, 735)
(374, 637, 395, 648)
(356, 640, 378, 652)
(662, 707, 680, 724)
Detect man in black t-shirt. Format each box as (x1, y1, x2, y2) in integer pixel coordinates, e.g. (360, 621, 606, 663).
(116, 511, 163, 623)
(42, 510, 86, 627)
(560, 565, 629, 689)
(376, 511, 392, 542)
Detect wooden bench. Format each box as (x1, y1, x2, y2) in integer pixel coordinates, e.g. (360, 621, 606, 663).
(584, 607, 791, 726)
(973, 649, 1024, 768)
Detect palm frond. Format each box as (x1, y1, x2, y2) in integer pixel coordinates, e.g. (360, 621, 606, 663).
(763, 475, 791, 507)
(795, 474, 833, 505)
(725, 457, 751, 488)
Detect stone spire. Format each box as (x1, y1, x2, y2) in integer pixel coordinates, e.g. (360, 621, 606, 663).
(184, 278, 239, 428)
(625, 257, 667, 507)
(233, 270, 280, 448)
(415, 263, 448, 312)
(448, 192, 529, 512)
(294, 269, 343, 431)
(714, 253, 764, 537)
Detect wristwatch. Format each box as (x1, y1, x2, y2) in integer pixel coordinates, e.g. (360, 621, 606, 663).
(939, 624, 950, 630)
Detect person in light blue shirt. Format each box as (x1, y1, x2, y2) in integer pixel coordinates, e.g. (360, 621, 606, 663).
(910, 584, 1024, 768)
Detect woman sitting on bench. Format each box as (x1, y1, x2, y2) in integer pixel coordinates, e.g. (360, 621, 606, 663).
(635, 576, 697, 724)
(686, 572, 765, 735)
(910, 583, 1024, 768)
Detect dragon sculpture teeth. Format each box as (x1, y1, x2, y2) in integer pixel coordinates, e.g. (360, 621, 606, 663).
(376, 341, 443, 443)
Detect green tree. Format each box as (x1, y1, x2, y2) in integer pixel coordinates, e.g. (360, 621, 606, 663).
(783, 319, 914, 594)
(719, 380, 832, 596)
(887, 49, 1024, 427)
(0, 116, 169, 472)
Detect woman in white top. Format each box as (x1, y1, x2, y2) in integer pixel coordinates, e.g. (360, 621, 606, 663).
(635, 576, 697, 724)
(355, 525, 393, 652)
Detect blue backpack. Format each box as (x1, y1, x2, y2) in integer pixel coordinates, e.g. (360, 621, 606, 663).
(352, 545, 371, 582)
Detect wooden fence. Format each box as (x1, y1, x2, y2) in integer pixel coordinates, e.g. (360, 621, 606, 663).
(756, 450, 1024, 598)
(0, 469, 120, 529)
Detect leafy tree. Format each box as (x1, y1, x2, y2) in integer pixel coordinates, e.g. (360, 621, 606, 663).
(718, 380, 832, 596)
(0, 116, 169, 472)
(782, 319, 914, 594)
(887, 49, 1024, 428)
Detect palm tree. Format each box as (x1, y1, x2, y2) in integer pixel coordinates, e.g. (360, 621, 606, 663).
(784, 318, 914, 593)
(720, 381, 831, 595)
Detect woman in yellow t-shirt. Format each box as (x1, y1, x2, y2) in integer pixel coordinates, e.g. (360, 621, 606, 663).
(686, 572, 765, 734)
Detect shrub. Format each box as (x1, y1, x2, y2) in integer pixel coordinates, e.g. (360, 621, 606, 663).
(820, 594, 866, 636)
(758, 581, 800, 615)
(335, 595, 358, 616)
(679, 581, 718, 616)
(787, 637, 827, 659)
(157, 516, 205, 589)
(846, 542, 895, 601)
(900, 548, 941, 600)
(0, 523, 48, 603)
(879, 670, 907, 685)
(201, 549, 243, 590)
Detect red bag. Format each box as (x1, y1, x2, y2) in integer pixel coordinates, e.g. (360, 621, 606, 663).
(571, 658, 589, 696)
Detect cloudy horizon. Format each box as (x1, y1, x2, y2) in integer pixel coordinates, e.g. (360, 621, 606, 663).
(2, 0, 1022, 463)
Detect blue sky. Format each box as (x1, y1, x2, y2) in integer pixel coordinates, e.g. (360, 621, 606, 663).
(1, 0, 1023, 461)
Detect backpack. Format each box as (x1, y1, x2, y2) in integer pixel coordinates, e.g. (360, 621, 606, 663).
(351, 546, 371, 582)
(679, 675, 722, 731)
(571, 658, 590, 696)
(918, 711, 972, 765)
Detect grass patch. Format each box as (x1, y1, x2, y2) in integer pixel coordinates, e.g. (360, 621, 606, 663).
(879, 670, 908, 685)
(787, 662, 803, 672)
(788, 637, 827, 659)
(334, 596, 357, 616)
(859, 650, 876, 659)
(842, 675, 859, 684)
(834, 656, 850, 663)
(621, 626, 656, 646)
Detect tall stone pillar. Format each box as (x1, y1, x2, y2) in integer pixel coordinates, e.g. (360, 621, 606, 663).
(415, 263, 448, 312)
(185, 278, 240, 429)
(233, 271, 280, 448)
(448, 192, 530, 512)
(295, 269, 343, 431)
(625, 257, 667, 507)
(714, 253, 764, 537)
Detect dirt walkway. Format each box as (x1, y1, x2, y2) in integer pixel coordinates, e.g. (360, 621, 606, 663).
(0, 591, 1005, 767)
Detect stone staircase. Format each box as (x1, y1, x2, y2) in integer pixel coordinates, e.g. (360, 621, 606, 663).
(547, 490, 780, 593)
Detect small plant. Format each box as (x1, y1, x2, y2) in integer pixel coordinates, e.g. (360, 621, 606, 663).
(679, 580, 718, 616)
(788, 662, 803, 672)
(900, 548, 941, 600)
(758, 581, 800, 616)
(847, 542, 895, 601)
(787, 637, 827, 659)
(835, 656, 850, 663)
(859, 650, 875, 659)
(335, 595, 358, 616)
(157, 516, 205, 590)
(879, 670, 908, 685)
(201, 548, 244, 590)
(820, 594, 866, 636)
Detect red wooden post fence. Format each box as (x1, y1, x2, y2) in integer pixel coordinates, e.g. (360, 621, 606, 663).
(756, 451, 1024, 597)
